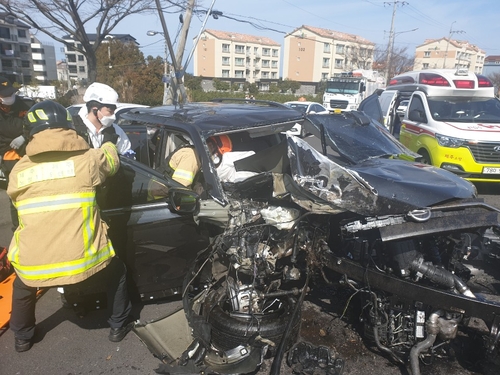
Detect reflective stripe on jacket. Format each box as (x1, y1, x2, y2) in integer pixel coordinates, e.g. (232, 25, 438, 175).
(168, 147, 200, 188)
(7, 129, 120, 287)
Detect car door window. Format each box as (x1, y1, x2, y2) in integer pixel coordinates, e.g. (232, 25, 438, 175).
(407, 96, 426, 123)
(121, 125, 160, 168)
(157, 131, 195, 174)
(99, 159, 172, 211)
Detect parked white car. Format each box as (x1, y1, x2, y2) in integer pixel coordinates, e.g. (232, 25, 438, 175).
(284, 101, 329, 137)
(396, 99, 409, 117)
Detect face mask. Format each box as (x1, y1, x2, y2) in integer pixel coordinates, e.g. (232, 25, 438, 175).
(98, 111, 116, 127)
(1, 93, 16, 106)
(211, 154, 221, 166)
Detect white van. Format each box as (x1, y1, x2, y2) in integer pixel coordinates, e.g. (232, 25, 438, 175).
(379, 68, 500, 183)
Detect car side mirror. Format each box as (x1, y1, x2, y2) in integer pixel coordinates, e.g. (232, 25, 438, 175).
(169, 189, 199, 214)
(409, 109, 427, 123)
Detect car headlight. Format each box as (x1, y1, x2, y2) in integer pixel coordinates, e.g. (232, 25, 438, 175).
(435, 133, 466, 148)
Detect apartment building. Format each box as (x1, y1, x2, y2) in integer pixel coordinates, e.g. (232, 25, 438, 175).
(31, 35, 57, 83)
(62, 33, 138, 83)
(283, 25, 375, 83)
(193, 29, 281, 88)
(414, 38, 485, 73)
(0, 13, 32, 84)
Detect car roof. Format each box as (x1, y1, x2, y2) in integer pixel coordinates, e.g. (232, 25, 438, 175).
(68, 103, 149, 110)
(120, 100, 306, 134)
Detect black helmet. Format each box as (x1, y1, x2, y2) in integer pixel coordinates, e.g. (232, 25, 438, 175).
(24, 100, 74, 138)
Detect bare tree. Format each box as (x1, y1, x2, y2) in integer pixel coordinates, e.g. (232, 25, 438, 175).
(344, 46, 374, 71)
(374, 44, 414, 79)
(0, 0, 171, 83)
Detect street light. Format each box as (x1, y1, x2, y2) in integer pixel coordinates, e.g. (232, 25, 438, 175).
(104, 35, 114, 69)
(385, 28, 418, 81)
(147, 30, 169, 105)
(443, 22, 465, 69)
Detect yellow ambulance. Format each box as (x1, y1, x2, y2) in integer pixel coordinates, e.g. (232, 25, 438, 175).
(386, 68, 500, 183)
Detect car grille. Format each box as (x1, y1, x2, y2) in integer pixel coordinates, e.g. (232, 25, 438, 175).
(467, 142, 500, 163)
(329, 100, 348, 109)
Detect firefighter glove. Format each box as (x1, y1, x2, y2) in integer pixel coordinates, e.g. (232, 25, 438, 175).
(10, 135, 25, 149)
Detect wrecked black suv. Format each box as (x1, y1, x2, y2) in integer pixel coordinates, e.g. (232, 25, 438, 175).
(118, 100, 500, 375)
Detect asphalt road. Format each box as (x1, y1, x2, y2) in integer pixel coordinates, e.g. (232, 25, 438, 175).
(1, 184, 500, 375)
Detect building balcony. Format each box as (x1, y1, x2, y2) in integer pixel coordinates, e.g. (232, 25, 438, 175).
(0, 34, 18, 42)
(0, 50, 20, 58)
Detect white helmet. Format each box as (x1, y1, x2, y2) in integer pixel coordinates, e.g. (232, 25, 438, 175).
(83, 82, 119, 105)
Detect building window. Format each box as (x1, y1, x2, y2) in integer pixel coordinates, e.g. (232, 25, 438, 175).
(69, 66, 77, 73)
(222, 44, 230, 53)
(424, 51, 431, 58)
(78, 55, 84, 61)
(20, 45, 29, 53)
(1, 60, 13, 68)
(18, 29, 27, 38)
(67, 54, 76, 63)
(21, 60, 30, 68)
(335, 59, 343, 69)
(262, 72, 269, 79)
(79, 66, 85, 72)
(234, 70, 244, 78)
(422, 63, 429, 69)
(336, 44, 344, 54)
(262, 60, 270, 68)
(262, 48, 270, 56)
(235, 57, 244, 66)
(254, 47, 259, 54)
(222, 69, 230, 77)
(322, 58, 330, 68)
(272, 49, 278, 57)
(222, 56, 230, 66)
(0, 27, 10, 39)
(271, 72, 277, 79)
(235, 45, 245, 54)
(324, 43, 331, 54)
(271, 60, 278, 69)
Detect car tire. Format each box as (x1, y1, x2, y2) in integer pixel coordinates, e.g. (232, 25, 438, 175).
(183, 268, 301, 357)
(418, 149, 432, 165)
(207, 292, 300, 355)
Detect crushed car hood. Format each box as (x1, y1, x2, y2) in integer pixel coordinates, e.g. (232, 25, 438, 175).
(229, 135, 476, 217)
(287, 137, 476, 216)
(349, 158, 477, 213)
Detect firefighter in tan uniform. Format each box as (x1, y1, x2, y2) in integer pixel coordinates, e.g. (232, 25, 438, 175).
(7, 101, 132, 352)
(167, 146, 201, 188)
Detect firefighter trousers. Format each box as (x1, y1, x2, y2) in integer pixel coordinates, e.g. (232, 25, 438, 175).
(10, 257, 132, 340)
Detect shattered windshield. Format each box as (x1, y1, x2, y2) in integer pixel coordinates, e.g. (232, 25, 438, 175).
(428, 96, 500, 123)
(307, 113, 419, 164)
(325, 79, 361, 95)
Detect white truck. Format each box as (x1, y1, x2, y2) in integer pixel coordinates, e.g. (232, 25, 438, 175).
(323, 70, 385, 113)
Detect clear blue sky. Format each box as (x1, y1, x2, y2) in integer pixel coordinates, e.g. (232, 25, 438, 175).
(54, 0, 500, 74)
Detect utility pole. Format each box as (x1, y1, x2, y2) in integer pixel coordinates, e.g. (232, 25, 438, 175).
(384, 1, 408, 83)
(154, 0, 196, 105)
(443, 22, 465, 69)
